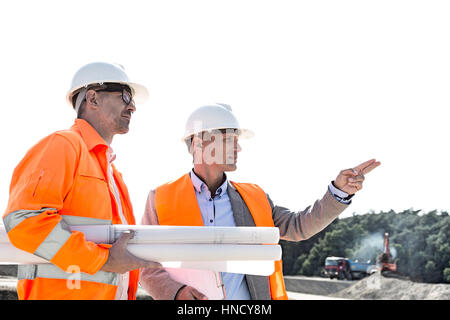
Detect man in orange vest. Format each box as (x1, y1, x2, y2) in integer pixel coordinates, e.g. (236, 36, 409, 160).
(140, 103, 380, 300)
(2, 62, 160, 300)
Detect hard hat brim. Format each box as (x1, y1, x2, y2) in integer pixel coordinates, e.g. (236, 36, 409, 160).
(66, 80, 149, 107)
(181, 128, 254, 142)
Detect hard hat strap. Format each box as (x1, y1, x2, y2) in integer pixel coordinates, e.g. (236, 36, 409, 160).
(74, 88, 87, 113)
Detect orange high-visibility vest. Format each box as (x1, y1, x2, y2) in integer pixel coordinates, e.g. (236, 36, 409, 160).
(2, 119, 139, 300)
(154, 173, 288, 300)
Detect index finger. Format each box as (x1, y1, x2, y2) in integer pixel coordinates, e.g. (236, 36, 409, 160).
(361, 161, 381, 175)
(340, 168, 359, 176)
(353, 159, 377, 172)
(116, 230, 135, 247)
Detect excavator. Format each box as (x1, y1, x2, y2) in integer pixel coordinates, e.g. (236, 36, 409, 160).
(376, 232, 397, 277)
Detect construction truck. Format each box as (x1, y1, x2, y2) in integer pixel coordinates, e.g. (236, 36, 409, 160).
(376, 232, 397, 276)
(324, 256, 377, 280)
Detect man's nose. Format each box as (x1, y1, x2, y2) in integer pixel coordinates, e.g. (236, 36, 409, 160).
(236, 141, 242, 152)
(127, 102, 136, 113)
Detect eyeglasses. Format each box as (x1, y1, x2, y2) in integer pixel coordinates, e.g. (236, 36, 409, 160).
(197, 129, 240, 142)
(90, 83, 134, 106)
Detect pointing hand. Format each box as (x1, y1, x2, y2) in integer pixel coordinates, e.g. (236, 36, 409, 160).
(334, 159, 380, 195)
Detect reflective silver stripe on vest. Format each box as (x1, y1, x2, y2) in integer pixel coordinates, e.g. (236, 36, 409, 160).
(3, 208, 115, 286)
(61, 215, 112, 226)
(32, 215, 112, 261)
(6, 212, 116, 285)
(17, 264, 119, 286)
(33, 219, 72, 261)
(4, 210, 111, 261)
(2, 208, 57, 232)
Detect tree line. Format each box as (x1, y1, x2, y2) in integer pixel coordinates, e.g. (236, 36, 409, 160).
(280, 209, 450, 283)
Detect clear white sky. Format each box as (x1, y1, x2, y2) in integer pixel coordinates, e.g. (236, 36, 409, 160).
(1, 0, 449, 224)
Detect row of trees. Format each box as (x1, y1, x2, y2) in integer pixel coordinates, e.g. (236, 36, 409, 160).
(280, 209, 450, 283)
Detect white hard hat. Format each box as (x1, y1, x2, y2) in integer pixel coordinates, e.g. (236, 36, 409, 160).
(182, 103, 254, 142)
(66, 62, 149, 111)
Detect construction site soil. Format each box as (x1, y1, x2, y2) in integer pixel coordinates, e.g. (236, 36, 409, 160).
(330, 272, 450, 300)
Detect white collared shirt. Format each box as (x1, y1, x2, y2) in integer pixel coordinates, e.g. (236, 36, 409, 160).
(107, 147, 129, 301)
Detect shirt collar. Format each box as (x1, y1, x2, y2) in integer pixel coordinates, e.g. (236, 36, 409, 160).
(71, 118, 108, 152)
(107, 146, 116, 164)
(190, 169, 228, 197)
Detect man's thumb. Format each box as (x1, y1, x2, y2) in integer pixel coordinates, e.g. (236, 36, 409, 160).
(192, 288, 209, 300)
(116, 230, 134, 247)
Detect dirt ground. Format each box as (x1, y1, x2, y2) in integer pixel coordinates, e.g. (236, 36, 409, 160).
(331, 272, 450, 300)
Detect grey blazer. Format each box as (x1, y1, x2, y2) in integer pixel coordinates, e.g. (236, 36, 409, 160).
(139, 181, 348, 300)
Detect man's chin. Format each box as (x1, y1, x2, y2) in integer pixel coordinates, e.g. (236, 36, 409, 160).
(222, 163, 237, 172)
(118, 118, 131, 133)
(117, 125, 130, 134)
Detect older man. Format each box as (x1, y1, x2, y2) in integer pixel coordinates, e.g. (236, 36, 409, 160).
(140, 103, 380, 300)
(2, 62, 160, 300)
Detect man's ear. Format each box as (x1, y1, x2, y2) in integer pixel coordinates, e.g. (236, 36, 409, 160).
(189, 136, 196, 154)
(85, 89, 99, 108)
(190, 135, 202, 154)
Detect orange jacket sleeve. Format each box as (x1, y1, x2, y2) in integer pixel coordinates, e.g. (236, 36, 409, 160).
(3, 133, 109, 275)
